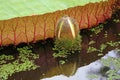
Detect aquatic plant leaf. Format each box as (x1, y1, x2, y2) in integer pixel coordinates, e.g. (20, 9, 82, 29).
(0, 0, 118, 46)
(0, 0, 107, 20)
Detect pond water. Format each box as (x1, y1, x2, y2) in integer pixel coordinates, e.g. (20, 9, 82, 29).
(0, 9, 120, 80)
(42, 49, 120, 80)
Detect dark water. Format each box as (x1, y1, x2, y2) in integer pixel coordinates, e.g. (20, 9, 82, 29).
(0, 10, 120, 80)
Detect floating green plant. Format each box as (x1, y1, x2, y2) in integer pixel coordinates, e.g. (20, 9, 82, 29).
(113, 18, 120, 23)
(87, 39, 120, 56)
(87, 43, 107, 56)
(87, 46, 97, 53)
(53, 35, 81, 58)
(89, 23, 104, 35)
(118, 33, 120, 36)
(97, 44, 107, 56)
(88, 40, 96, 45)
(104, 31, 108, 38)
(107, 41, 120, 47)
(0, 46, 39, 80)
(99, 44, 107, 53)
(0, 54, 14, 64)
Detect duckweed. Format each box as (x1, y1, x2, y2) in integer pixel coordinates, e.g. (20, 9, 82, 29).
(104, 31, 108, 38)
(113, 19, 120, 23)
(99, 44, 107, 53)
(53, 35, 81, 58)
(0, 55, 14, 65)
(97, 53, 104, 56)
(87, 46, 97, 53)
(59, 60, 66, 65)
(89, 24, 104, 35)
(87, 44, 107, 54)
(88, 40, 96, 45)
(118, 33, 120, 36)
(0, 46, 39, 80)
(87, 40, 120, 56)
(107, 41, 120, 47)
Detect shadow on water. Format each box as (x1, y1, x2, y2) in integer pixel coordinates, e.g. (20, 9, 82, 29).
(0, 10, 120, 80)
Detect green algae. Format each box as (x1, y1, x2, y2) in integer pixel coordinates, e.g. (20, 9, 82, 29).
(59, 60, 66, 65)
(88, 40, 96, 45)
(53, 34, 82, 64)
(113, 19, 120, 23)
(0, 55, 14, 64)
(87, 38, 120, 56)
(87, 46, 97, 53)
(104, 31, 108, 38)
(89, 24, 104, 35)
(0, 46, 39, 80)
(87, 20, 120, 56)
(118, 33, 120, 36)
(87, 43, 107, 54)
(107, 41, 120, 47)
(99, 44, 107, 52)
(53, 35, 81, 59)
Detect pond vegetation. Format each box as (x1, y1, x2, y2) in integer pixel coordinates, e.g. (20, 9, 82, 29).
(0, 9, 120, 80)
(0, 46, 39, 80)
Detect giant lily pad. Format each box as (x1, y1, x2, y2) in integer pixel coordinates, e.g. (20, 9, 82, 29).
(0, 0, 107, 20)
(0, 0, 118, 46)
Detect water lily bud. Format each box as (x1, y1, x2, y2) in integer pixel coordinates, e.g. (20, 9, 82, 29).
(56, 16, 79, 40)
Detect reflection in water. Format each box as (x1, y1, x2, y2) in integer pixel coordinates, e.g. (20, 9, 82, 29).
(42, 49, 120, 80)
(40, 59, 78, 79)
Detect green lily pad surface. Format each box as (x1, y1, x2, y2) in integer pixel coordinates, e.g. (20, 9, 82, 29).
(0, 0, 104, 20)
